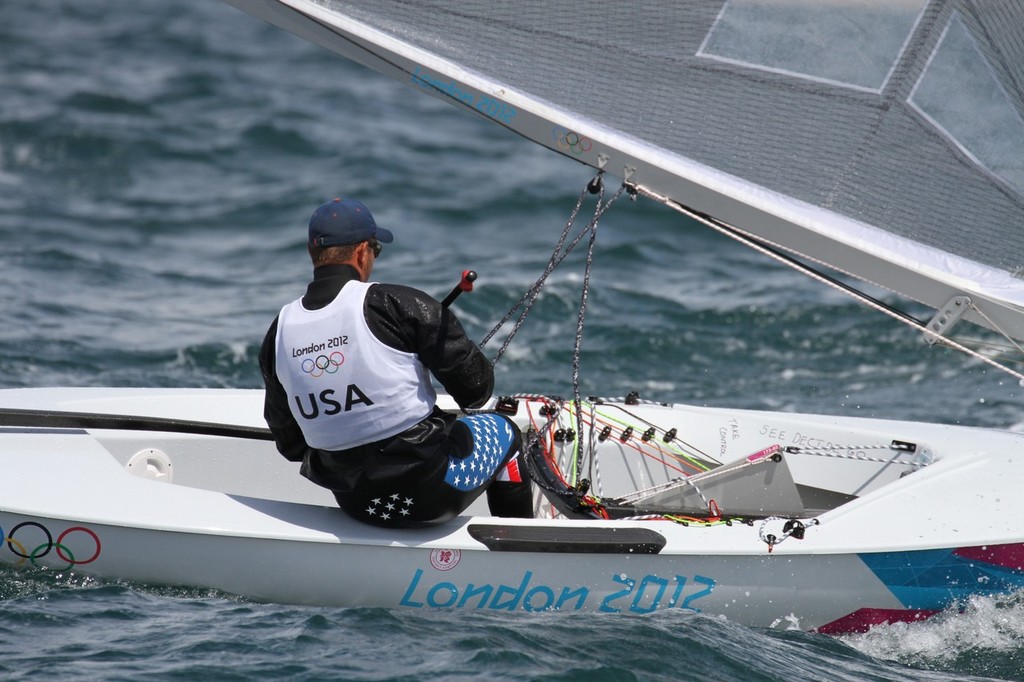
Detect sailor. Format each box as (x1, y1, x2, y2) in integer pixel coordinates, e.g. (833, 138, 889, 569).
(259, 198, 533, 526)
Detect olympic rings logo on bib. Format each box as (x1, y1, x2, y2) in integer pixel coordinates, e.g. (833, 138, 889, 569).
(2, 521, 102, 570)
(300, 352, 345, 378)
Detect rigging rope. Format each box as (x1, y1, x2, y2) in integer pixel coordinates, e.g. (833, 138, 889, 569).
(480, 173, 626, 365)
(632, 183, 1024, 385)
(570, 175, 609, 481)
(481, 173, 626, 500)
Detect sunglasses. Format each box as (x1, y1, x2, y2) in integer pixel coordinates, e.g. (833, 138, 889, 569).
(367, 238, 382, 258)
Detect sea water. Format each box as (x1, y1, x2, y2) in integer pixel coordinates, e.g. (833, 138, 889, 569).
(1, 2, 1022, 679)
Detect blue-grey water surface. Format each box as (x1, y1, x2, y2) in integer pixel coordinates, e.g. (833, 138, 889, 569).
(2, 2, 1023, 680)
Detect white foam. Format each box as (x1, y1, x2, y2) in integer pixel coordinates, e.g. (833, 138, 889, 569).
(841, 592, 1024, 666)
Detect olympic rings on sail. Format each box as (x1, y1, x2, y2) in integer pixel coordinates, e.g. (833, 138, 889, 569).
(552, 126, 592, 155)
(300, 352, 345, 378)
(2, 521, 101, 569)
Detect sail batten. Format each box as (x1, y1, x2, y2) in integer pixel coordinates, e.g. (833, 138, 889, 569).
(223, 0, 1024, 339)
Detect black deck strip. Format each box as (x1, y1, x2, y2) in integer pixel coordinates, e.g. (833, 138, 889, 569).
(0, 407, 272, 440)
(468, 524, 666, 554)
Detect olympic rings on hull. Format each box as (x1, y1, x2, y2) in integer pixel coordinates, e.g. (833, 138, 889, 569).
(1, 520, 101, 570)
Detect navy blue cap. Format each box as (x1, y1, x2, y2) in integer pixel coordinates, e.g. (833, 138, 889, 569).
(307, 198, 394, 247)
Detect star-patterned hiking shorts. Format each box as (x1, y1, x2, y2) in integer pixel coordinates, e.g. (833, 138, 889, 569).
(350, 413, 524, 527)
(443, 413, 519, 492)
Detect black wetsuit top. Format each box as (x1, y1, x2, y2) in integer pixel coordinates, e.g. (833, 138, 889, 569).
(259, 264, 493, 499)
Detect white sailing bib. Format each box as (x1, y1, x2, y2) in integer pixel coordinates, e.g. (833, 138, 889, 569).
(275, 281, 436, 450)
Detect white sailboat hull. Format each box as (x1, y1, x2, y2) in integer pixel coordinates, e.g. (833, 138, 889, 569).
(2, 387, 1022, 633)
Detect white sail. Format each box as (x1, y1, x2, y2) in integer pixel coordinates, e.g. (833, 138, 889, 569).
(222, 0, 1024, 342)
